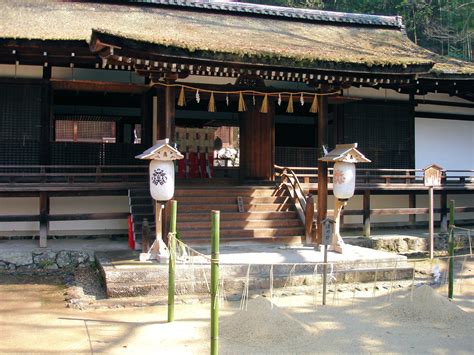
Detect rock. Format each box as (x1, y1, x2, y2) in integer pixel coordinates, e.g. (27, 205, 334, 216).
(45, 263, 59, 270)
(0, 262, 7, 270)
(56, 251, 90, 268)
(33, 251, 57, 268)
(0, 252, 33, 266)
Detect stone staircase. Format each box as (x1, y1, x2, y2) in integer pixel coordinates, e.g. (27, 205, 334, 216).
(128, 188, 155, 250)
(128, 185, 304, 248)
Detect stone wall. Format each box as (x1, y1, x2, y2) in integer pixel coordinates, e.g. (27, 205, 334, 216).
(0, 249, 91, 271)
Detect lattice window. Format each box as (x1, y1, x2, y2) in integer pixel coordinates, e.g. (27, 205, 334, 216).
(55, 119, 116, 143)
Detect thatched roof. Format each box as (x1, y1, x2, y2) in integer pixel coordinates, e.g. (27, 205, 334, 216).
(0, 0, 472, 76)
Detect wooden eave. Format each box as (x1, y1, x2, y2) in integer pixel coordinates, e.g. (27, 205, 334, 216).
(90, 31, 430, 87)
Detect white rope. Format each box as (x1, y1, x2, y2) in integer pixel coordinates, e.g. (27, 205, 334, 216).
(312, 264, 319, 307)
(457, 256, 468, 294)
(202, 266, 210, 294)
(388, 260, 398, 302)
(452, 226, 473, 255)
(219, 275, 226, 304)
(351, 270, 359, 307)
(240, 264, 251, 311)
(410, 261, 416, 302)
(283, 264, 297, 288)
(372, 263, 379, 297)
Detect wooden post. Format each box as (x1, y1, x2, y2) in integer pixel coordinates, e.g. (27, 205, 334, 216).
(305, 194, 315, 244)
(440, 191, 448, 233)
(322, 244, 328, 306)
(168, 200, 177, 323)
(210, 210, 220, 355)
(363, 190, 371, 237)
(409, 193, 416, 225)
(157, 78, 177, 143)
(40, 66, 52, 166)
(429, 187, 434, 259)
(316, 95, 328, 244)
(448, 200, 455, 300)
(39, 192, 49, 248)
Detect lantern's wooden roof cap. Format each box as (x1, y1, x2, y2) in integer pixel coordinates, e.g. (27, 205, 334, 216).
(136, 139, 184, 160)
(423, 164, 444, 172)
(321, 217, 336, 224)
(319, 143, 371, 163)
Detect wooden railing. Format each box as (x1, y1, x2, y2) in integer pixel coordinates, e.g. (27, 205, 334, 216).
(0, 165, 148, 187)
(275, 165, 474, 237)
(276, 166, 317, 244)
(275, 165, 474, 188)
(0, 165, 149, 247)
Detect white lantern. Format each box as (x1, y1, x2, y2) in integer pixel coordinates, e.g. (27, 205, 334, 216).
(333, 161, 356, 200)
(149, 160, 175, 201)
(136, 138, 184, 202)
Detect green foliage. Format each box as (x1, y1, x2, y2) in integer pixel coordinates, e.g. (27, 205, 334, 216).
(247, 0, 473, 61)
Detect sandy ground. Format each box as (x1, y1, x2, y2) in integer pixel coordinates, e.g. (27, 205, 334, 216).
(0, 260, 473, 354)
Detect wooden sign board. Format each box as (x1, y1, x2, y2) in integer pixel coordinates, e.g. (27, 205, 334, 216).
(237, 196, 245, 213)
(321, 218, 335, 246)
(423, 164, 443, 187)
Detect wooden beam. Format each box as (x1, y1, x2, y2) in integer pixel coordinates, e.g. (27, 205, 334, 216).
(415, 111, 474, 121)
(415, 99, 474, 109)
(50, 79, 148, 94)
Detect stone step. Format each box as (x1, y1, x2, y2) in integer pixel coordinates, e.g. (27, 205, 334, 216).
(129, 196, 153, 205)
(96, 251, 413, 298)
(131, 204, 154, 214)
(181, 235, 304, 245)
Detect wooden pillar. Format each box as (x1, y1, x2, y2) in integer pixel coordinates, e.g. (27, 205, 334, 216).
(440, 190, 448, 233)
(39, 192, 49, 248)
(239, 97, 275, 181)
(409, 193, 416, 225)
(141, 89, 153, 147)
(156, 78, 177, 237)
(40, 66, 52, 165)
(157, 80, 176, 143)
(363, 190, 371, 237)
(316, 95, 328, 244)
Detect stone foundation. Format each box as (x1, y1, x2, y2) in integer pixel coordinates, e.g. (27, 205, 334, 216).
(0, 249, 91, 270)
(346, 234, 471, 254)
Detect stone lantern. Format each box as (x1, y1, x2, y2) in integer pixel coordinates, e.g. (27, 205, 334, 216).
(319, 143, 370, 253)
(136, 139, 184, 261)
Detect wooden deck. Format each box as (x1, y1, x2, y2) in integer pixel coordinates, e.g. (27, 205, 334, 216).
(1, 165, 473, 247)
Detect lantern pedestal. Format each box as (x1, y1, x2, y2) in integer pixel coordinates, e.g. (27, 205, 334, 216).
(139, 203, 170, 263)
(331, 199, 346, 253)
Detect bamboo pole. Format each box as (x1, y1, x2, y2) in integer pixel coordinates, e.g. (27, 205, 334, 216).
(168, 200, 177, 322)
(211, 210, 220, 355)
(448, 200, 455, 300)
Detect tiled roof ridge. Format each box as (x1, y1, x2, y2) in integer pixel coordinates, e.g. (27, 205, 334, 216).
(103, 0, 403, 28)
